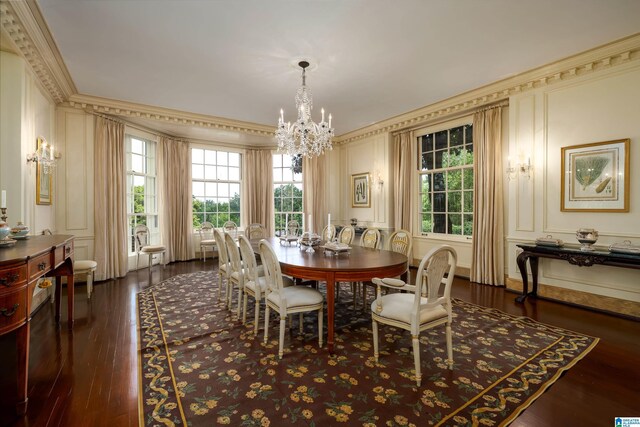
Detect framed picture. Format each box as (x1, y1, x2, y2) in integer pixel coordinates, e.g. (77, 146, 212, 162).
(561, 138, 629, 212)
(351, 172, 370, 208)
(36, 137, 52, 205)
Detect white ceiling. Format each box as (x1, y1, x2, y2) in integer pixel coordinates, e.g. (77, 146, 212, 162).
(37, 0, 640, 139)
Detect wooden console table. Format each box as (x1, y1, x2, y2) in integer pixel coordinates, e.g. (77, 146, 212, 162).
(0, 235, 74, 415)
(515, 243, 640, 303)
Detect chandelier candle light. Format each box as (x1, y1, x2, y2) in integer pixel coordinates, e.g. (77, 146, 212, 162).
(276, 61, 334, 157)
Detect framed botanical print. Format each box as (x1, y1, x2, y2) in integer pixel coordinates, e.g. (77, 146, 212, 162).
(351, 172, 370, 208)
(561, 139, 629, 212)
(36, 137, 52, 205)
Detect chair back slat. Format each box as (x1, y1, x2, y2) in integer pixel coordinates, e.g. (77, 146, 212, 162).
(360, 228, 380, 249)
(225, 232, 242, 273)
(414, 246, 457, 306)
(199, 222, 215, 241)
(258, 240, 285, 296)
(321, 225, 336, 241)
(223, 221, 238, 239)
(338, 226, 355, 245)
(213, 229, 229, 265)
(388, 229, 412, 258)
(247, 223, 266, 240)
(238, 235, 259, 282)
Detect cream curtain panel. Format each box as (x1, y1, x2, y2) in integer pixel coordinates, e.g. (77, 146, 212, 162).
(94, 116, 128, 281)
(303, 155, 328, 235)
(393, 131, 413, 231)
(244, 149, 274, 236)
(158, 137, 194, 262)
(471, 107, 504, 286)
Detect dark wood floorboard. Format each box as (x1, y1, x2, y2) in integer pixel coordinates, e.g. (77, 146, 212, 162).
(1, 260, 639, 426)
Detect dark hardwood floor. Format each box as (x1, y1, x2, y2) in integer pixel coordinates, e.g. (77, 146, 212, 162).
(1, 260, 639, 426)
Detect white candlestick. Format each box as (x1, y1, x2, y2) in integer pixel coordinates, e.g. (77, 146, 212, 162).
(328, 114, 332, 128)
(285, 213, 289, 233)
(321, 108, 325, 123)
(328, 213, 331, 227)
(280, 109, 284, 122)
(1, 190, 5, 209)
(50, 145, 54, 160)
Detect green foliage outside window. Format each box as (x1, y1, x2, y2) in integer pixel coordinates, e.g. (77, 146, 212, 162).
(192, 193, 241, 229)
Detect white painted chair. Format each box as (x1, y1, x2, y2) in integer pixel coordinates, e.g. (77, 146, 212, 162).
(321, 224, 336, 241)
(246, 223, 267, 240)
(199, 221, 216, 260)
(338, 226, 355, 245)
(371, 245, 457, 386)
(74, 260, 98, 299)
(134, 225, 166, 270)
(260, 239, 324, 359)
(213, 228, 230, 301)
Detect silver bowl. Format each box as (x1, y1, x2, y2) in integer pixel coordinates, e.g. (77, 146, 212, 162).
(576, 228, 598, 251)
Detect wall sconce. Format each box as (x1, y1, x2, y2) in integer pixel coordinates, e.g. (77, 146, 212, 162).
(26, 137, 61, 174)
(506, 157, 531, 181)
(372, 171, 384, 189)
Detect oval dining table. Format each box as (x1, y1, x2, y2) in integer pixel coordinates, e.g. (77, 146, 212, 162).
(254, 237, 408, 354)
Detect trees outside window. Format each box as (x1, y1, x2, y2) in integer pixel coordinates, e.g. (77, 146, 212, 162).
(273, 154, 303, 235)
(126, 135, 158, 253)
(418, 123, 473, 236)
(192, 148, 241, 229)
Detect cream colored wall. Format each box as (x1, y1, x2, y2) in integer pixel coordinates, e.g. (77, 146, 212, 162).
(507, 62, 640, 303)
(0, 51, 56, 234)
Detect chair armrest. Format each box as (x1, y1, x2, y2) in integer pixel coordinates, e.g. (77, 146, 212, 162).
(372, 277, 406, 288)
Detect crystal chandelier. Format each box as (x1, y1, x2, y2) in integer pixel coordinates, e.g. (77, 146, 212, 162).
(276, 61, 334, 157)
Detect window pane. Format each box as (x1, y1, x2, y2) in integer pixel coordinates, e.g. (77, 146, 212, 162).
(448, 214, 462, 235)
(229, 152, 240, 167)
(192, 164, 204, 180)
(463, 214, 473, 236)
(217, 151, 228, 166)
(131, 138, 144, 154)
(218, 183, 229, 197)
(274, 197, 282, 212)
(204, 165, 216, 179)
(293, 171, 302, 182)
(192, 148, 204, 164)
(132, 154, 144, 173)
(421, 193, 432, 212)
(464, 124, 473, 144)
(435, 130, 448, 150)
(421, 214, 433, 233)
(421, 134, 433, 153)
(447, 170, 462, 191)
(282, 198, 293, 212)
(230, 194, 240, 212)
(433, 214, 446, 233)
(205, 182, 217, 197)
(273, 168, 283, 182)
(133, 175, 145, 187)
(434, 193, 446, 212)
(293, 196, 303, 212)
(450, 126, 463, 147)
(217, 166, 228, 180)
(204, 149, 216, 164)
(447, 191, 461, 213)
(282, 168, 293, 182)
(434, 150, 444, 169)
(282, 155, 292, 167)
(229, 167, 240, 181)
(433, 173, 445, 191)
(421, 153, 433, 171)
(463, 168, 474, 189)
(464, 191, 473, 212)
(421, 173, 431, 193)
(273, 154, 282, 167)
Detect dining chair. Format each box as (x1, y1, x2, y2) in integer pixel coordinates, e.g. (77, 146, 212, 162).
(321, 224, 336, 241)
(223, 220, 238, 239)
(225, 232, 246, 317)
(371, 245, 457, 386)
(198, 221, 216, 261)
(259, 239, 324, 359)
(239, 236, 292, 334)
(134, 225, 166, 271)
(338, 227, 381, 307)
(246, 223, 267, 240)
(338, 225, 355, 245)
(213, 229, 230, 301)
(361, 229, 413, 307)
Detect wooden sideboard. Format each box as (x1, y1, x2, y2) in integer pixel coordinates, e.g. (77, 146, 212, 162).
(515, 243, 640, 303)
(0, 235, 75, 415)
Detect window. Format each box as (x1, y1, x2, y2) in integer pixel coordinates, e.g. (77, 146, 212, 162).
(418, 123, 473, 236)
(192, 148, 241, 229)
(126, 135, 158, 253)
(273, 154, 303, 236)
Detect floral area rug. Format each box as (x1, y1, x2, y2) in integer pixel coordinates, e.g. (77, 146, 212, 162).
(137, 271, 598, 427)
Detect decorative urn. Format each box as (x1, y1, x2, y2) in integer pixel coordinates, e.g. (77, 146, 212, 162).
(576, 228, 599, 251)
(0, 220, 10, 241)
(10, 221, 29, 238)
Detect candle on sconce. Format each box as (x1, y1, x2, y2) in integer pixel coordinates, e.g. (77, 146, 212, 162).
(1, 190, 6, 209)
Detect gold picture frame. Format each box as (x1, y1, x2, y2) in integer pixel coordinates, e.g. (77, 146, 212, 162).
(36, 137, 52, 205)
(561, 138, 629, 212)
(351, 172, 370, 208)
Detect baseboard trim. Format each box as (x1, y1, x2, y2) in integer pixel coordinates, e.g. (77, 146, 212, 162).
(506, 277, 640, 319)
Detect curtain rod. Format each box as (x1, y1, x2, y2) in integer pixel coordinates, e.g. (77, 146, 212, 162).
(91, 112, 190, 143)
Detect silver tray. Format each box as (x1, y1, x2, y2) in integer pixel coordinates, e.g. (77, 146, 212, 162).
(0, 238, 17, 247)
(320, 244, 350, 253)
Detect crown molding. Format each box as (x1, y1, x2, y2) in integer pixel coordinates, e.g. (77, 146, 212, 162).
(64, 94, 276, 138)
(335, 33, 640, 145)
(0, 0, 76, 102)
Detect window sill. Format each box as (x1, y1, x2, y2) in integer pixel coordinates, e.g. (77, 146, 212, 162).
(414, 234, 472, 245)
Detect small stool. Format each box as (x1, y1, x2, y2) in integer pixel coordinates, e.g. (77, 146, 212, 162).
(74, 260, 98, 299)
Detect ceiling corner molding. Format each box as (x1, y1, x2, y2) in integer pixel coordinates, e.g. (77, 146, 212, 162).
(64, 94, 277, 138)
(335, 33, 640, 145)
(0, 0, 76, 103)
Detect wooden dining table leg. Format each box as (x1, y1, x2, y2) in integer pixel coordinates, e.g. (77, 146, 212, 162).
(325, 272, 336, 354)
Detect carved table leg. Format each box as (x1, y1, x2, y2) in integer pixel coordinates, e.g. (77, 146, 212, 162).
(16, 321, 30, 415)
(515, 252, 530, 303)
(55, 276, 62, 323)
(529, 256, 539, 298)
(325, 272, 335, 354)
